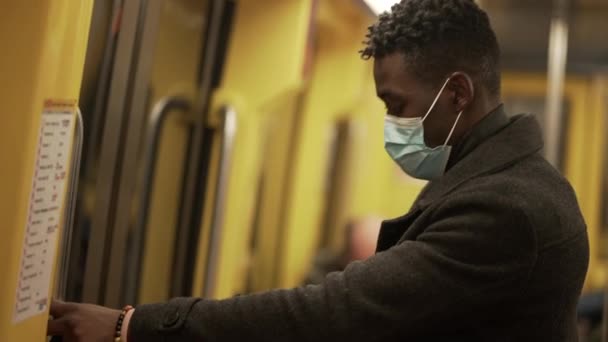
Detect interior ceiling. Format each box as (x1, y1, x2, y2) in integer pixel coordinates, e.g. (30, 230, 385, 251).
(479, 0, 608, 72)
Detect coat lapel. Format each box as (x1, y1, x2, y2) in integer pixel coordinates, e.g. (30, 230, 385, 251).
(376, 206, 424, 252)
(376, 114, 545, 252)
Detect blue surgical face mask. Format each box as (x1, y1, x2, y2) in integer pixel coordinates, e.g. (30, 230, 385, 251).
(384, 78, 463, 180)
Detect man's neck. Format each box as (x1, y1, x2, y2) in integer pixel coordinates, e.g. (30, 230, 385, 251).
(446, 103, 509, 171)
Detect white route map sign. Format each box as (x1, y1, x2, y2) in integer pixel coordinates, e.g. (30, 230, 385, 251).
(13, 100, 76, 323)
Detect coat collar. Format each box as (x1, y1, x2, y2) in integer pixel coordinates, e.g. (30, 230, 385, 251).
(415, 111, 544, 209)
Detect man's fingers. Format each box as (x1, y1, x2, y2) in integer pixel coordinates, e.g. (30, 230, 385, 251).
(47, 316, 68, 336)
(50, 299, 73, 317)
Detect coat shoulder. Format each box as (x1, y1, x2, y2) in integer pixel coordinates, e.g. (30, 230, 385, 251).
(452, 153, 587, 248)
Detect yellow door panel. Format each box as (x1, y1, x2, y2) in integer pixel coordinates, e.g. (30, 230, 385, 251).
(248, 90, 304, 292)
(192, 91, 265, 299)
(277, 1, 377, 287)
(192, 0, 314, 299)
(0, 1, 93, 340)
(221, 0, 311, 108)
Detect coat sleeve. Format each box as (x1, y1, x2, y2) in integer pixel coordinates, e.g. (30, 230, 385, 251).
(128, 192, 537, 342)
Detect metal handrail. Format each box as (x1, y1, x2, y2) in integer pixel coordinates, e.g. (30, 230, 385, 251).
(124, 96, 191, 303)
(203, 105, 237, 298)
(54, 108, 84, 300)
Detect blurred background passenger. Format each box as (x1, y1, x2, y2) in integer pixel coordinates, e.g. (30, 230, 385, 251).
(305, 216, 383, 285)
(578, 291, 604, 342)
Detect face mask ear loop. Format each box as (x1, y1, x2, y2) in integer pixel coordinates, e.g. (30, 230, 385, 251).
(443, 110, 464, 147)
(421, 78, 451, 123)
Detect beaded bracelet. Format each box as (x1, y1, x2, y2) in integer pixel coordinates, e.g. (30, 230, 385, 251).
(114, 305, 134, 342)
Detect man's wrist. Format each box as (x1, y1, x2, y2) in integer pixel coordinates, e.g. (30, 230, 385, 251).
(121, 308, 135, 342)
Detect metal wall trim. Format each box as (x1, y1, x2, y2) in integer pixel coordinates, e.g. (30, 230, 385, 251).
(82, 0, 144, 305)
(54, 109, 84, 300)
(66, 0, 122, 302)
(103, 0, 164, 309)
(170, 0, 228, 298)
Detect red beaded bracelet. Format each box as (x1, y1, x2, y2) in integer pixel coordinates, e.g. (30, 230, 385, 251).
(114, 305, 134, 342)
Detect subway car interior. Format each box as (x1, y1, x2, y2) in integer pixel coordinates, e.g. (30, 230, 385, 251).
(1, 0, 607, 340)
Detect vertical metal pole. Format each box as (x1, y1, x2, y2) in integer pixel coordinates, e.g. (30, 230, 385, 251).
(202, 106, 237, 299)
(544, 0, 570, 166)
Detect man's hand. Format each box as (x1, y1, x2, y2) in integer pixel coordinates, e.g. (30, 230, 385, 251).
(47, 299, 122, 342)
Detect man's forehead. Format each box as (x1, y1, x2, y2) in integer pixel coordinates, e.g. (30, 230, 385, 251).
(373, 54, 416, 97)
(374, 53, 421, 85)
(374, 53, 408, 77)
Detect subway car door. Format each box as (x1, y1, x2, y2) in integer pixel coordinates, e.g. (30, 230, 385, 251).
(67, 0, 236, 308)
(72, 0, 318, 307)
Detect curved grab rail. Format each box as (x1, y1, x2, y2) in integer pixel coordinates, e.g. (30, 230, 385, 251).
(125, 96, 191, 302)
(203, 105, 238, 298)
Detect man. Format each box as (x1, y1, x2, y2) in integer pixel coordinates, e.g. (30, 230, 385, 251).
(48, 0, 589, 341)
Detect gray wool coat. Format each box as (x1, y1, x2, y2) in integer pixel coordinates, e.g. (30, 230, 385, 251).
(129, 107, 589, 341)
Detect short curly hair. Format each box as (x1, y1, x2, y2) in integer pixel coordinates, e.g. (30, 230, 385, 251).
(361, 0, 501, 96)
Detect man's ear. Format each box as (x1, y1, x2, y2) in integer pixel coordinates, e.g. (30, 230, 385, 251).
(448, 72, 474, 112)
